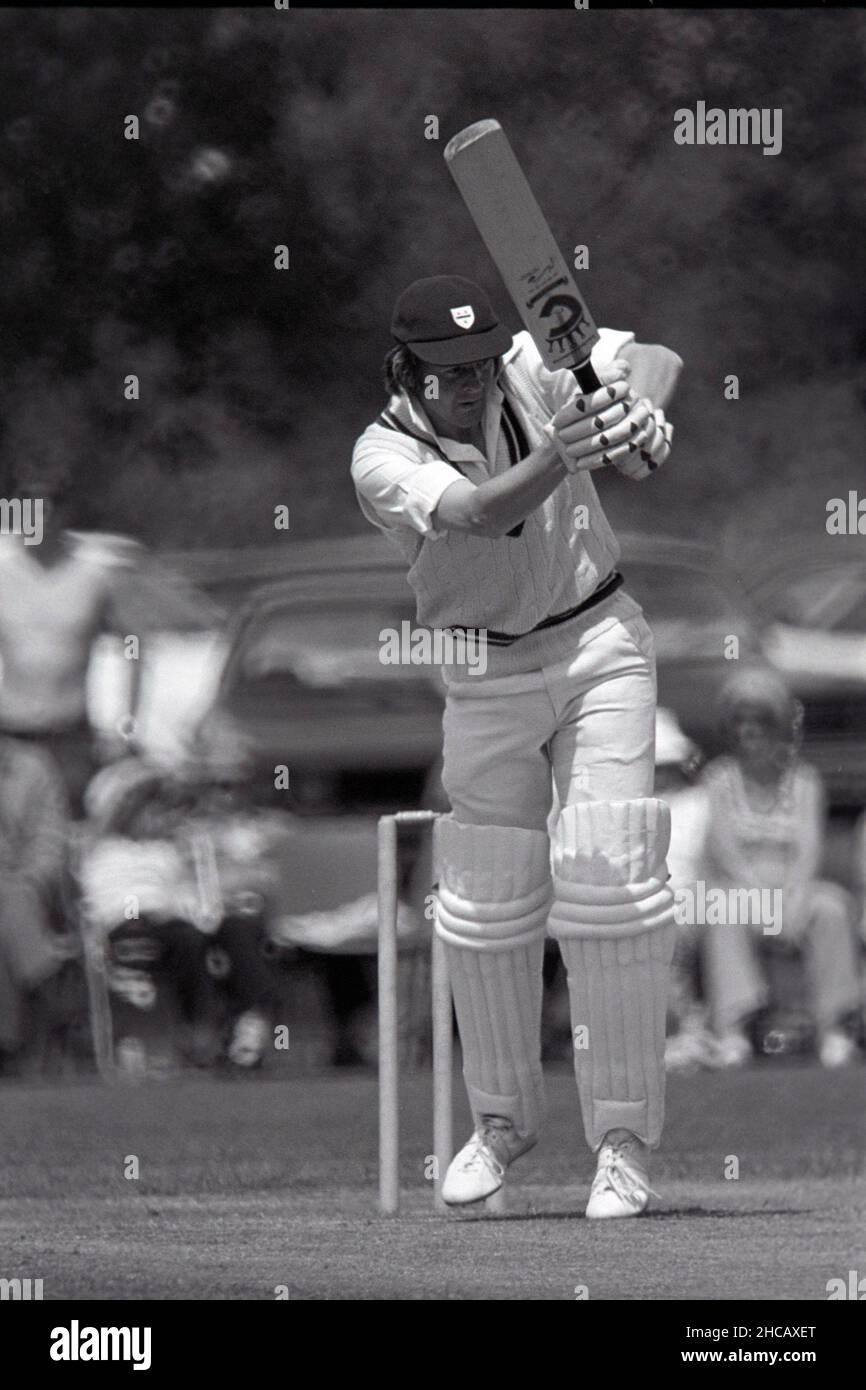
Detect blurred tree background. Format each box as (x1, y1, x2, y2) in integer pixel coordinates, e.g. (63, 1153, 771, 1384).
(0, 6, 863, 568)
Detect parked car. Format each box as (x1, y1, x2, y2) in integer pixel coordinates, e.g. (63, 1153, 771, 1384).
(190, 531, 762, 796)
(190, 535, 443, 815)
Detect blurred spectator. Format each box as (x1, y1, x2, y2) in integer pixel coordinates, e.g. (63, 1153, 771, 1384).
(80, 760, 221, 1072)
(0, 466, 145, 815)
(0, 460, 221, 816)
(81, 760, 282, 1071)
(0, 734, 79, 1065)
(653, 708, 714, 1071)
(700, 666, 861, 1069)
(181, 780, 284, 1068)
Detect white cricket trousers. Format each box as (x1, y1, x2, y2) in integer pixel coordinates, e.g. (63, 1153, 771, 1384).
(441, 590, 658, 827)
(436, 588, 674, 1149)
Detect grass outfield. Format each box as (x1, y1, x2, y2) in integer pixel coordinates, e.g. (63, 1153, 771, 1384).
(0, 1064, 863, 1300)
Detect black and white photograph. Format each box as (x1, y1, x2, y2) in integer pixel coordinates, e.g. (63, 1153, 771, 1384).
(0, 1, 864, 1328)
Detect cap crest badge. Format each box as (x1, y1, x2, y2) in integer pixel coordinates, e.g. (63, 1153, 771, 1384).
(450, 305, 475, 330)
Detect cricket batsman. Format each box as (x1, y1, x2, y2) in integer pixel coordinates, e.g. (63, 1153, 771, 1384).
(352, 276, 682, 1217)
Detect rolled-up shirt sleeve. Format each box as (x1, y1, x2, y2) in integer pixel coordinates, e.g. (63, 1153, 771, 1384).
(351, 438, 467, 540)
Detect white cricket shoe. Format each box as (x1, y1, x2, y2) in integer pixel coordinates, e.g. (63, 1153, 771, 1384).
(441, 1116, 536, 1206)
(228, 1010, 270, 1068)
(665, 1023, 715, 1073)
(713, 1027, 753, 1069)
(818, 1028, 857, 1069)
(586, 1129, 656, 1220)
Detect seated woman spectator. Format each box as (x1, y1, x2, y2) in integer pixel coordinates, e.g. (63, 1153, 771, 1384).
(0, 734, 80, 1068)
(700, 666, 861, 1069)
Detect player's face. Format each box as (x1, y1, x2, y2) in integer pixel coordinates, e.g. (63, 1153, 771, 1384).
(424, 358, 495, 437)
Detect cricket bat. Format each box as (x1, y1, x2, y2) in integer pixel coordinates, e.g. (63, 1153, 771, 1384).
(444, 119, 601, 392)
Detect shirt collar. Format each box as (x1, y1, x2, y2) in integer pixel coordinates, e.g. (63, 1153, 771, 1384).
(387, 357, 511, 465)
(497, 335, 522, 376)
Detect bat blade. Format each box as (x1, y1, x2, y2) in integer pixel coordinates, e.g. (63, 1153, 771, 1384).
(444, 120, 600, 389)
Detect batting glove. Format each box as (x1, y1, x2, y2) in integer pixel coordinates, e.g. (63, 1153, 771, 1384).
(612, 399, 673, 479)
(544, 360, 642, 473)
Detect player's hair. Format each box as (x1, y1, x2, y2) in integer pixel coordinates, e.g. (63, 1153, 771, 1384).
(383, 344, 426, 397)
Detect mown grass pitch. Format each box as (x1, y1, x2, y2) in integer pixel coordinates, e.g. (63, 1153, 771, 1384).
(0, 1064, 862, 1299)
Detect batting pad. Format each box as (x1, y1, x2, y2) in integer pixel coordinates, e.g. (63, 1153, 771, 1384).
(435, 818, 552, 1137)
(548, 799, 676, 1150)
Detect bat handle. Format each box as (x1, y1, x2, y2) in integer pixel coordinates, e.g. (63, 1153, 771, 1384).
(572, 361, 602, 393)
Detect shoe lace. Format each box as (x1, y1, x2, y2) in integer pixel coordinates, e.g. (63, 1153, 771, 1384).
(461, 1142, 503, 1178)
(465, 1116, 512, 1176)
(596, 1138, 660, 1205)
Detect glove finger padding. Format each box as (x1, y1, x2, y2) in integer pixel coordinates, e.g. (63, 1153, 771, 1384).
(615, 405, 672, 479)
(560, 397, 653, 455)
(552, 396, 631, 447)
(548, 357, 629, 420)
(561, 438, 646, 475)
(556, 394, 665, 475)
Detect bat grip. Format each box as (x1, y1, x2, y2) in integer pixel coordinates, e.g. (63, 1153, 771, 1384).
(572, 361, 602, 393)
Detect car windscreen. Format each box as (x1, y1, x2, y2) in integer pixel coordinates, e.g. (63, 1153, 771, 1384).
(235, 604, 438, 688)
(771, 566, 866, 632)
(623, 562, 736, 621)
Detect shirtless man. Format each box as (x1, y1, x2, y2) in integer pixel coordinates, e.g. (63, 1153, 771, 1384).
(0, 467, 145, 815)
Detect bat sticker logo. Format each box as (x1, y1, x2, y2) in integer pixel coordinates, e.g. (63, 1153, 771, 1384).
(538, 292, 592, 357)
(450, 305, 475, 330)
(523, 259, 558, 295)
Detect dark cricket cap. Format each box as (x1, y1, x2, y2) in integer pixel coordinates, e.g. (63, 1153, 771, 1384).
(390, 276, 513, 365)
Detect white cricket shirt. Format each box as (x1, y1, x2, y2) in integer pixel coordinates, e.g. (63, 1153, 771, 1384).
(352, 328, 637, 635)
